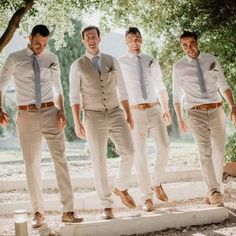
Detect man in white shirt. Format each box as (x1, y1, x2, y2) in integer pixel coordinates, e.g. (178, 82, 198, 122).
(69, 26, 136, 219)
(0, 25, 83, 228)
(119, 27, 171, 212)
(173, 31, 236, 205)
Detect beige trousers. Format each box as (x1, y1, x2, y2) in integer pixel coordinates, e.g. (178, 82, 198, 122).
(84, 107, 134, 208)
(188, 107, 226, 195)
(131, 105, 170, 202)
(16, 106, 74, 214)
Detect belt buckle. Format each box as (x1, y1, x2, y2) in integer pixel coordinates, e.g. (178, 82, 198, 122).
(138, 104, 146, 110)
(28, 104, 35, 111)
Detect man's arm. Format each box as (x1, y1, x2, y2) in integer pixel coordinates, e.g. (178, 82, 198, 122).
(121, 99, 134, 129)
(159, 90, 171, 125)
(174, 102, 189, 133)
(0, 55, 14, 126)
(223, 88, 236, 125)
(54, 94, 66, 128)
(71, 104, 86, 139)
(0, 91, 10, 126)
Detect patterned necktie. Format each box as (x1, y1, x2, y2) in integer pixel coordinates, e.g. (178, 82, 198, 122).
(32, 54, 41, 109)
(92, 56, 101, 74)
(137, 55, 147, 99)
(194, 58, 207, 98)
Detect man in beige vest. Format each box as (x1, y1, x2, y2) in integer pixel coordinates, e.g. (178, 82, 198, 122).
(0, 25, 83, 228)
(69, 26, 136, 219)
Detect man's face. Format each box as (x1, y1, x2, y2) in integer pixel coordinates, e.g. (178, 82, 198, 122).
(180, 36, 199, 58)
(82, 29, 100, 54)
(29, 33, 49, 55)
(125, 32, 142, 54)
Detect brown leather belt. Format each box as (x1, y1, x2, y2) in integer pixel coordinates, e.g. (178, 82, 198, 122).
(130, 102, 160, 110)
(18, 102, 54, 111)
(191, 102, 222, 111)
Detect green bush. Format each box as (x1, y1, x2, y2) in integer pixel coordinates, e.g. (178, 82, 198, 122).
(225, 132, 236, 163)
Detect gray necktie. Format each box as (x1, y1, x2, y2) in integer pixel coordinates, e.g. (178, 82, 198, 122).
(137, 55, 147, 99)
(194, 58, 207, 98)
(32, 54, 41, 109)
(92, 56, 101, 74)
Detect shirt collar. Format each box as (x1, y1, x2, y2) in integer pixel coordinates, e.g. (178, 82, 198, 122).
(86, 51, 102, 61)
(26, 45, 46, 57)
(186, 51, 203, 62)
(127, 51, 144, 59)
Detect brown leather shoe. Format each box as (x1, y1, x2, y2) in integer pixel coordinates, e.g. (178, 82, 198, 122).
(112, 188, 136, 208)
(31, 212, 45, 228)
(206, 191, 223, 206)
(143, 199, 154, 212)
(102, 208, 114, 220)
(62, 212, 83, 223)
(152, 185, 168, 201)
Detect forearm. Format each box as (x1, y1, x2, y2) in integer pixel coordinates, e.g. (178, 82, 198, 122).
(71, 104, 82, 126)
(174, 102, 184, 121)
(223, 88, 236, 108)
(54, 94, 65, 111)
(121, 99, 131, 117)
(159, 90, 169, 112)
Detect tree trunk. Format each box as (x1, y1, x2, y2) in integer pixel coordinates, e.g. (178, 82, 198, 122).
(0, 0, 34, 53)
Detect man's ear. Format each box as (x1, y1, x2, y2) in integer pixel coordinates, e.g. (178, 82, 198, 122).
(29, 35, 32, 43)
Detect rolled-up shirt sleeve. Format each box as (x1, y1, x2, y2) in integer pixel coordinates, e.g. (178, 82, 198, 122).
(51, 56, 63, 96)
(69, 60, 81, 106)
(113, 57, 129, 101)
(152, 60, 167, 93)
(0, 54, 15, 91)
(214, 57, 230, 93)
(172, 65, 184, 104)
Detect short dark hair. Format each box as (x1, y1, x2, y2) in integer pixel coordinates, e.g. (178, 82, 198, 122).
(81, 26, 100, 39)
(180, 31, 198, 41)
(31, 25, 50, 37)
(125, 27, 142, 37)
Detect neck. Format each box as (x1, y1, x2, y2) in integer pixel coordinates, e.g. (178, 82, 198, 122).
(87, 49, 99, 56)
(129, 49, 141, 55)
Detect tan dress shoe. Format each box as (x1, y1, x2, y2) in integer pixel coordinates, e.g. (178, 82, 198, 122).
(152, 185, 168, 201)
(62, 212, 83, 223)
(206, 191, 223, 206)
(31, 212, 45, 228)
(102, 208, 114, 220)
(143, 199, 154, 212)
(112, 188, 136, 208)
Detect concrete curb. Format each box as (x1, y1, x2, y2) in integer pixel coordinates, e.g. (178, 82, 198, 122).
(60, 207, 229, 236)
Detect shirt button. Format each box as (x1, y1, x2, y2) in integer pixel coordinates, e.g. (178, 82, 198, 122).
(104, 98, 106, 101)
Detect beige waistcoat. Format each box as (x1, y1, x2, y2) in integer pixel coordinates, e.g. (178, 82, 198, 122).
(78, 53, 120, 111)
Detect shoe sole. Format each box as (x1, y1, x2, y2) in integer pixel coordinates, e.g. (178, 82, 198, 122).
(62, 218, 84, 223)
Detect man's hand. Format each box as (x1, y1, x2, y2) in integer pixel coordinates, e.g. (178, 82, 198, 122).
(74, 123, 86, 139)
(0, 108, 9, 126)
(163, 111, 171, 126)
(57, 109, 66, 128)
(230, 105, 236, 125)
(178, 118, 189, 133)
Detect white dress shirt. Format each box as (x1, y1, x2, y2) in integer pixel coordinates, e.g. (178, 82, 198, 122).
(118, 52, 166, 105)
(172, 52, 230, 109)
(69, 51, 128, 106)
(0, 46, 62, 105)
